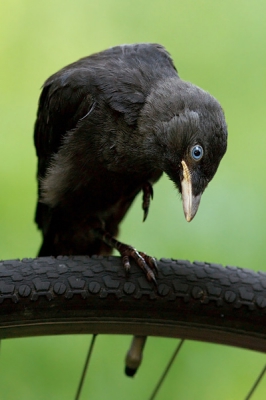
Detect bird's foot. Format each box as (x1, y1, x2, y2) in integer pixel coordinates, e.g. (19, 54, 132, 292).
(121, 246, 158, 284)
(142, 182, 153, 222)
(96, 228, 158, 284)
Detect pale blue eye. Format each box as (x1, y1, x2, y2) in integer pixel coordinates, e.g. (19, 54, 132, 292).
(191, 145, 203, 161)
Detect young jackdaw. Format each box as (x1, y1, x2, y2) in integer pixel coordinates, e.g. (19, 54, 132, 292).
(34, 43, 228, 282)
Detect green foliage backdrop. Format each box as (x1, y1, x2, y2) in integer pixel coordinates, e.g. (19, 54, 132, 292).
(0, 0, 265, 398)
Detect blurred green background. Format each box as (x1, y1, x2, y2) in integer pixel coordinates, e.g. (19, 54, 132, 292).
(0, 0, 266, 398)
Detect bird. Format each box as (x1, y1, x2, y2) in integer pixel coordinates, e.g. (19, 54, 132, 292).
(34, 43, 228, 283)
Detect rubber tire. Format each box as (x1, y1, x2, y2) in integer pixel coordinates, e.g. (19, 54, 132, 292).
(0, 255, 266, 352)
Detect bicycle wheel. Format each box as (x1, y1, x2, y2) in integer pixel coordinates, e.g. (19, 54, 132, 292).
(0, 255, 265, 352)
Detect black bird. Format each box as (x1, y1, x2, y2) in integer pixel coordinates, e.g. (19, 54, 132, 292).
(34, 43, 227, 282)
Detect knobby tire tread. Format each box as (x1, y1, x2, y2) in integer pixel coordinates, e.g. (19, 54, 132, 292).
(0, 255, 265, 352)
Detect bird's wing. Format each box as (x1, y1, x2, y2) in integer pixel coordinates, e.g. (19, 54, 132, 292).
(34, 66, 97, 232)
(34, 70, 95, 178)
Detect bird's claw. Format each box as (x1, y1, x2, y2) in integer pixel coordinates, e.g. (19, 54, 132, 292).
(121, 246, 158, 284)
(122, 255, 131, 272)
(95, 227, 158, 284)
(139, 251, 158, 276)
(142, 182, 153, 222)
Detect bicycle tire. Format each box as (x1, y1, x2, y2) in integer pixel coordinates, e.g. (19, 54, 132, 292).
(0, 255, 265, 353)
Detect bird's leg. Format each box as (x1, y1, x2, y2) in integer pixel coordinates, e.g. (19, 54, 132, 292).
(95, 228, 158, 284)
(142, 182, 153, 222)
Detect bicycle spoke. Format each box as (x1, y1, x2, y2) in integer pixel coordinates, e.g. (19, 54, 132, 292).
(245, 364, 266, 400)
(148, 339, 185, 400)
(75, 334, 97, 400)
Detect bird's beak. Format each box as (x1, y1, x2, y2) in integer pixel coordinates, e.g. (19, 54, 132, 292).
(181, 160, 202, 222)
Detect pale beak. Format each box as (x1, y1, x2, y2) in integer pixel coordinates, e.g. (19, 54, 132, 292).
(181, 160, 202, 222)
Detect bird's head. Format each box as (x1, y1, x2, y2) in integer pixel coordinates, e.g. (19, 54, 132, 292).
(139, 78, 228, 222)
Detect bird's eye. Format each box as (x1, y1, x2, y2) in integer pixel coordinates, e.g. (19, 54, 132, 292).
(191, 145, 204, 161)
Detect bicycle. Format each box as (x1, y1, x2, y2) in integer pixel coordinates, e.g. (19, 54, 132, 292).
(0, 255, 265, 399)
